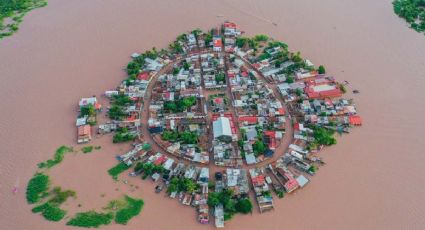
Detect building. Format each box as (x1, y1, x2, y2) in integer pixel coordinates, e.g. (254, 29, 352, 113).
(213, 36, 222, 52)
(77, 125, 91, 144)
(213, 117, 232, 142)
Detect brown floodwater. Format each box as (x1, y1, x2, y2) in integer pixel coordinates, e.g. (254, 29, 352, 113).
(1, 0, 424, 229)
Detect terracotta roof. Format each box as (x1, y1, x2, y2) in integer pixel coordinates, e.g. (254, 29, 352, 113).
(349, 115, 362, 126)
(238, 116, 258, 124)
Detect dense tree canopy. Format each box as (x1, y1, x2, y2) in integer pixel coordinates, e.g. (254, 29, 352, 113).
(393, 0, 425, 33)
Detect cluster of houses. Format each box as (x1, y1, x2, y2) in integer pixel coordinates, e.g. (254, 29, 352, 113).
(76, 96, 101, 143)
(75, 21, 363, 228)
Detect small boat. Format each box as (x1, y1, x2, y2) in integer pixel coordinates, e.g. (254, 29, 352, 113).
(12, 186, 18, 194)
(272, 22, 278, 26)
(353, 89, 360, 94)
(155, 184, 163, 193)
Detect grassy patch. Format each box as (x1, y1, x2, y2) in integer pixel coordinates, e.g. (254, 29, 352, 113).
(38, 145, 73, 169)
(26, 173, 49, 204)
(67, 211, 114, 228)
(0, 0, 48, 39)
(108, 162, 131, 180)
(32, 202, 66, 222)
(114, 196, 144, 225)
(30, 186, 75, 222)
(81, 146, 94, 153)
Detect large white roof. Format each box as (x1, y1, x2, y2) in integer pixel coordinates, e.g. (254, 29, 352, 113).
(213, 117, 232, 138)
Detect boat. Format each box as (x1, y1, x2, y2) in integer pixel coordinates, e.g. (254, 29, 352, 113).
(12, 186, 18, 194)
(353, 89, 360, 94)
(155, 184, 163, 193)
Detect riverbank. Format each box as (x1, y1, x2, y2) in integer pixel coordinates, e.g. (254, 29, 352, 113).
(1, 0, 425, 229)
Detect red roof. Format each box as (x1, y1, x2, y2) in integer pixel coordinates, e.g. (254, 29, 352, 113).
(241, 71, 249, 78)
(251, 175, 265, 186)
(154, 155, 167, 165)
(238, 116, 257, 124)
(349, 115, 362, 126)
(214, 98, 223, 104)
(294, 123, 300, 131)
(78, 125, 91, 136)
(213, 38, 222, 47)
(227, 72, 236, 78)
(278, 108, 285, 115)
(137, 72, 150, 80)
(252, 63, 261, 69)
(224, 22, 236, 29)
(264, 130, 276, 137)
(284, 173, 299, 192)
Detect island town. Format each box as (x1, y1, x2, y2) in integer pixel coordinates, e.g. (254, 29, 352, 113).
(74, 22, 362, 227)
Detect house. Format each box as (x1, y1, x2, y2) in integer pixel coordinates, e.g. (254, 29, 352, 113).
(213, 36, 222, 52)
(214, 204, 225, 228)
(79, 97, 97, 107)
(213, 117, 232, 142)
(305, 79, 342, 99)
(77, 125, 91, 144)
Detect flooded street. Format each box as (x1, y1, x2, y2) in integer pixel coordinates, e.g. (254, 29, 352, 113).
(0, 0, 424, 229)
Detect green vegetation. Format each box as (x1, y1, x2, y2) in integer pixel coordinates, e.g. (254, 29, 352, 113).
(318, 65, 326, 74)
(253, 140, 267, 157)
(276, 190, 285, 198)
(183, 61, 191, 70)
(67, 211, 114, 228)
(286, 75, 294, 83)
(393, 0, 425, 33)
(0, 0, 47, 39)
(114, 196, 144, 225)
(208, 189, 252, 221)
(111, 94, 134, 106)
(80, 104, 96, 117)
(311, 126, 337, 146)
(134, 162, 165, 179)
(26, 173, 49, 204)
(162, 130, 198, 144)
(167, 177, 199, 193)
(108, 105, 126, 120)
(235, 37, 258, 50)
(126, 61, 141, 76)
(215, 72, 226, 83)
(81, 146, 94, 153)
(253, 34, 269, 42)
(108, 162, 131, 180)
(32, 202, 66, 222)
(38, 145, 73, 169)
(113, 127, 137, 143)
(163, 96, 197, 113)
(339, 84, 347, 93)
(31, 186, 75, 222)
(235, 198, 253, 214)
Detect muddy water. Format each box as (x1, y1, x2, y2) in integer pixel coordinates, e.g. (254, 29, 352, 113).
(1, 0, 424, 229)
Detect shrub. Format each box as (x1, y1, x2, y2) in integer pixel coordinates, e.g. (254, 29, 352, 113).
(108, 163, 131, 180)
(38, 145, 73, 169)
(81, 146, 93, 153)
(235, 198, 253, 214)
(26, 173, 49, 204)
(67, 211, 113, 228)
(115, 196, 144, 225)
(32, 202, 66, 222)
(318, 65, 326, 74)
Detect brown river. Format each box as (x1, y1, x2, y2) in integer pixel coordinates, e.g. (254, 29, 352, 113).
(1, 0, 424, 229)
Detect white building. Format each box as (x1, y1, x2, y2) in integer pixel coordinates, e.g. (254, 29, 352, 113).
(213, 117, 232, 141)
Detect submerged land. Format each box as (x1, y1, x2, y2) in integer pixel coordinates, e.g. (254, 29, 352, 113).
(1, 0, 425, 229)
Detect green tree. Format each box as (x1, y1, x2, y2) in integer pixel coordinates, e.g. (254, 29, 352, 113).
(318, 65, 326, 74)
(235, 198, 253, 214)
